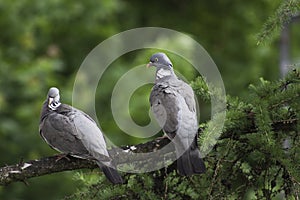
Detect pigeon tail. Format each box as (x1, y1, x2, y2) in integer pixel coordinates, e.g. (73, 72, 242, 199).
(177, 142, 206, 176)
(100, 165, 123, 184)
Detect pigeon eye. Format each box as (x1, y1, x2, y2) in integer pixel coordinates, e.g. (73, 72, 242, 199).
(155, 58, 158, 62)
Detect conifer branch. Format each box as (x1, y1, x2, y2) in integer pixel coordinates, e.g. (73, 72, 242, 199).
(257, 0, 300, 44)
(1, 70, 299, 189)
(0, 114, 297, 186)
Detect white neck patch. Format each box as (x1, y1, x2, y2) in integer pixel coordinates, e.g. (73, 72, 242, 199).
(156, 68, 172, 79)
(49, 101, 61, 110)
(48, 95, 61, 110)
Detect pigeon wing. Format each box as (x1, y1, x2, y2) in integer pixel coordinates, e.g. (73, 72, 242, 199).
(39, 110, 90, 158)
(73, 108, 111, 162)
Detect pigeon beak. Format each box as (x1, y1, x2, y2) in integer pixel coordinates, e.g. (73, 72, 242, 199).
(147, 62, 153, 68)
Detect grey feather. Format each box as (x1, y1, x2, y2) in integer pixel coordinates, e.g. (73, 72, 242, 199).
(149, 53, 206, 176)
(39, 87, 123, 184)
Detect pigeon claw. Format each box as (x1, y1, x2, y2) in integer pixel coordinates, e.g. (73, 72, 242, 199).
(55, 153, 71, 162)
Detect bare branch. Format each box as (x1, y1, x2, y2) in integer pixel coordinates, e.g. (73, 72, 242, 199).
(0, 138, 170, 186)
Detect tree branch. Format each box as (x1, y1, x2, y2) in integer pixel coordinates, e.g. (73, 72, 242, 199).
(0, 138, 170, 186)
(0, 116, 297, 186)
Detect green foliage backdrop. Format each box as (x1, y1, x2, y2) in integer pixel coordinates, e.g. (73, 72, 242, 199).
(0, 0, 299, 199)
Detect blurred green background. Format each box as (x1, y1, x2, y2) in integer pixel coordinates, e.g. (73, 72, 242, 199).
(0, 0, 299, 199)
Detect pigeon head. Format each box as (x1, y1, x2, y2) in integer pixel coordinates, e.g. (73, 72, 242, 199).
(47, 87, 61, 110)
(147, 53, 175, 80)
(147, 53, 173, 69)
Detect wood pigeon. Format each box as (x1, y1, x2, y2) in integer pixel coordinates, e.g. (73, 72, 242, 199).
(39, 87, 123, 184)
(148, 53, 206, 176)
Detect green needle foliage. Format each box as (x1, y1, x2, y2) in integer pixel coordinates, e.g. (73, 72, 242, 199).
(67, 70, 299, 200)
(257, 0, 300, 44)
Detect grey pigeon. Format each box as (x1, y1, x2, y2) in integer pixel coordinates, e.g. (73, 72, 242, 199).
(39, 87, 123, 184)
(148, 53, 206, 176)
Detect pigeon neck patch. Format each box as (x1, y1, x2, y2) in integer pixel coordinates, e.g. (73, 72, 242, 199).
(156, 68, 173, 80)
(48, 101, 61, 110)
(48, 95, 61, 111)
